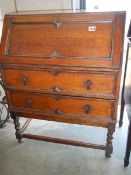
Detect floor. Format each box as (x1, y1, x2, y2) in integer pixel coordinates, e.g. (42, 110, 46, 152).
(0, 109, 131, 175)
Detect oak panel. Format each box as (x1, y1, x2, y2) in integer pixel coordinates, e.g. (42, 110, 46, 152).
(9, 91, 114, 118)
(7, 21, 112, 58)
(0, 12, 125, 68)
(4, 69, 116, 98)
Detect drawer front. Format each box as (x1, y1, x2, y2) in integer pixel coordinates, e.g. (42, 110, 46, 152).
(4, 69, 116, 98)
(0, 12, 125, 68)
(9, 91, 114, 119)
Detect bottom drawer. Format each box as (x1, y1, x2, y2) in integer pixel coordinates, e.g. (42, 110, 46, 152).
(9, 91, 114, 119)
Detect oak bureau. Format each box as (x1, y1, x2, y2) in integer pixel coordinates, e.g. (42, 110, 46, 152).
(0, 10, 126, 157)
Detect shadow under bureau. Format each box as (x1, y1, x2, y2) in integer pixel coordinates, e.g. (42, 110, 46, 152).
(0, 10, 126, 157)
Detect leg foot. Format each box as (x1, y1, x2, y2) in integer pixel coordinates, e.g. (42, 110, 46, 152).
(124, 120, 131, 166)
(124, 158, 129, 167)
(105, 125, 114, 158)
(119, 119, 123, 128)
(11, 112, 22, 143)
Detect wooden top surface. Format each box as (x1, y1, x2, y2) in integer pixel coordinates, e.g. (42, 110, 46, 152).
(6, 9, 126, 16)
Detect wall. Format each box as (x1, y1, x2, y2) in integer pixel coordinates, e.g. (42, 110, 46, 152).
(86, 0, 130, 35)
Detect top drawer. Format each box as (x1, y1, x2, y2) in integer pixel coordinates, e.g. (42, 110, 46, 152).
(0, 12, 125, 68)
(3, 68, 116, 99)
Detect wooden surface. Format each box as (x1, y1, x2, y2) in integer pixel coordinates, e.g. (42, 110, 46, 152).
(9, 91, 114, 118)
(0, 11, 125, 68)
(0, 11, 126, 156)
(4, 68, 116, 99)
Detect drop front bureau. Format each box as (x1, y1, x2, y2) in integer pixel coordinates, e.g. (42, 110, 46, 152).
(0, 10, 126, 157)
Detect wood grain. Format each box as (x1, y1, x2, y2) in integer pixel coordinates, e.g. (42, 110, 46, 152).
(0, 11, 126, 156)
(0, 11, 125, 68)
(4, 68, 116, 98)
(9, 91, 114, 119)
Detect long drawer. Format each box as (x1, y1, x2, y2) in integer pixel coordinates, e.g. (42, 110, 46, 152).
(9, 91, 114, 119)
(4, 69, 116, 98)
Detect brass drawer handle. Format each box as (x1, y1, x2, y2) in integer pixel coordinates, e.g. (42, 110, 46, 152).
(53, 20, 63, 28)
(54, 109, 64, 115)
(21, 76, 28, 85)
(85, 80, 92, 90)
(83, 105, 91, 114)
(50, 69, 60, 76)
(25, 98, 32, 106)
(52, 95, 61, 100)
(52, 86, 62, 93)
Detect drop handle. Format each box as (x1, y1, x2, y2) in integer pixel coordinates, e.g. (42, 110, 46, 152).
(85, 80, 92, 90)
(21, 76, 28, 85)
(53, 20, 63, 28)
(25, 98, 33, 106)
(54, 109, 64, 115)
(52, 86, 63, 93)
(83, 105, 91, 114)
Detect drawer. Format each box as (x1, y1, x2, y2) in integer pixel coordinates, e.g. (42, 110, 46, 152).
(9, 91, 114, 119)
(4, 69, 116, 98)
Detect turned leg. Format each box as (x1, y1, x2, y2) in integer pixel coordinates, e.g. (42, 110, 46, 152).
(105, 125, 114, 158)
(10, 112, 22, 143)
(124, 119, 131, 167)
